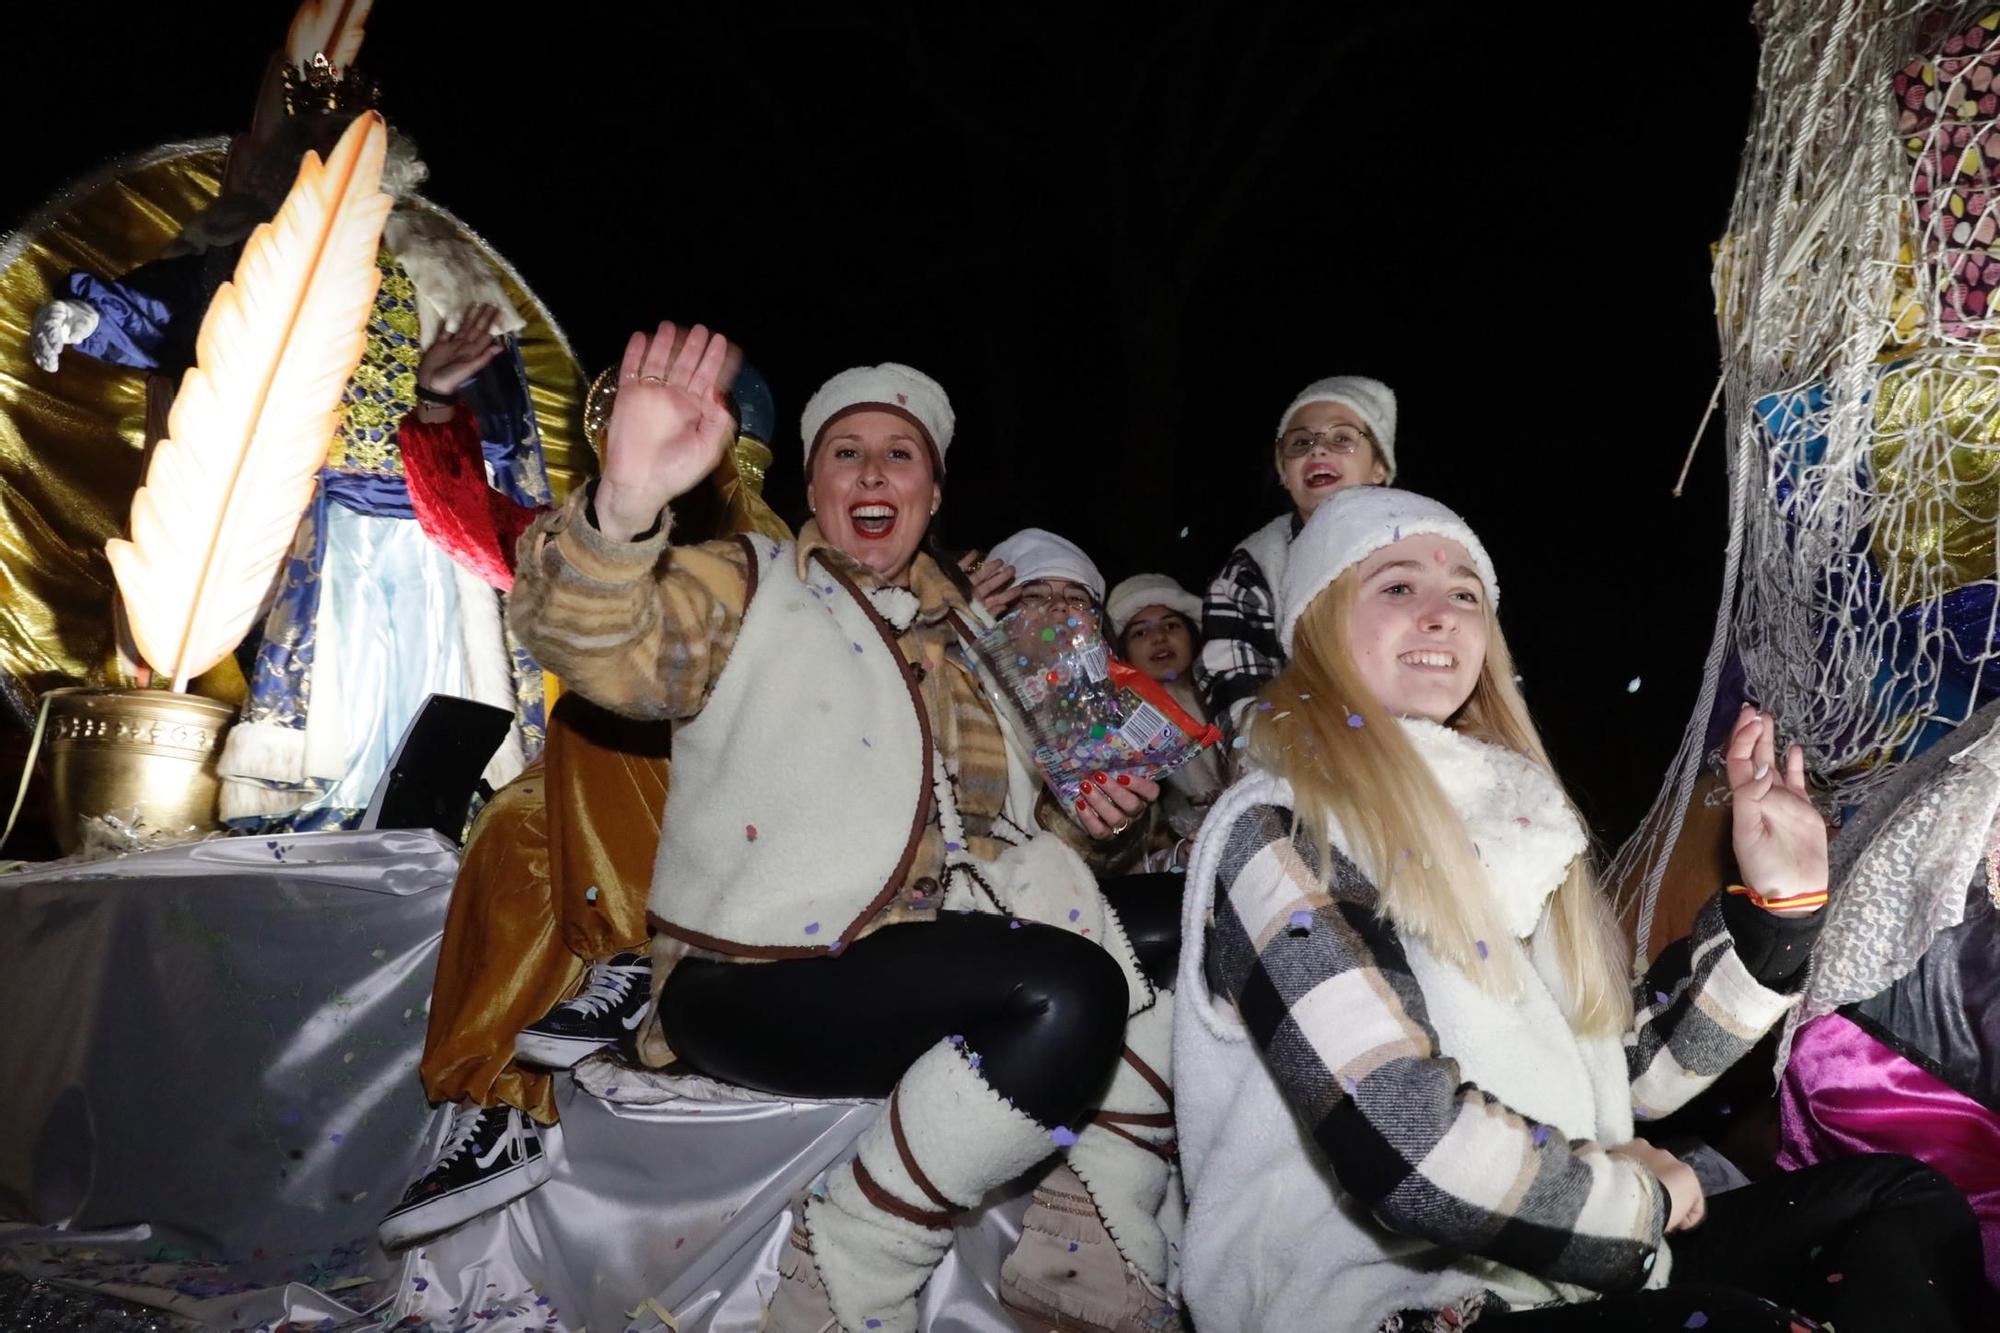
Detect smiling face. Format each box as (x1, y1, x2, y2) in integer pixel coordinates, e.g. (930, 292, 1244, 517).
(1344, 534, 1489, 723)
(806, 409, 942, 584)
(1276, 400, 1390, 518)
(1121, 604, 1195, 683)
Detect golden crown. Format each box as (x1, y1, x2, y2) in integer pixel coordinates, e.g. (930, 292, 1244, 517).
(281, 53, 378, 116)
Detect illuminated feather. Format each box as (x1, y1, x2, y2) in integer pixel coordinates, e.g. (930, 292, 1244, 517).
(286, 0, 375, 72)
(107, 112, 392, 692)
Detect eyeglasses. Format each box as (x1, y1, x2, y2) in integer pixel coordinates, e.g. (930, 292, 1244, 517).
(1278, 426, 1370, 459)
(1018, 582, 1097, 613)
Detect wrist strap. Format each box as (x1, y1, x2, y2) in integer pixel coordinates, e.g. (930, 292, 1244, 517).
(414, 383, 454, 405)
(1726, 883, 1827, 912)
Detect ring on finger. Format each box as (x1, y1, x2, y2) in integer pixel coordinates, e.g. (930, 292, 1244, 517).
(1112, 820, 1130, 835)
(638, 374, 667, 383)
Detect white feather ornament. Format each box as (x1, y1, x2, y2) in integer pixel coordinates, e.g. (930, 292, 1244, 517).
(106, 112, 393, 692)
(286, 0, 375, 72)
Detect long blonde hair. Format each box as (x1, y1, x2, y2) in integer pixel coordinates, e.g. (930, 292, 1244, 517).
(1248, 571, 1634, 1036)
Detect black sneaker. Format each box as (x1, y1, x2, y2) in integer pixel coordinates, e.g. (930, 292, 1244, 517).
(377, 1103, 550, 1250)
(513, 951, 652, 1069)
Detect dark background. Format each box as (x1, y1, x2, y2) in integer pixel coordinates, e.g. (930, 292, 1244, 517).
(0, 4, 1758, 846)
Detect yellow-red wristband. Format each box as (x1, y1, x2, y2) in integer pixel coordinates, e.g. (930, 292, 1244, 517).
(1726, 883, 1828, 913)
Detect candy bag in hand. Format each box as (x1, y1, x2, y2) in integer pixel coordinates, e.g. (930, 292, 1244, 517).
(971, 602, 1221, 810)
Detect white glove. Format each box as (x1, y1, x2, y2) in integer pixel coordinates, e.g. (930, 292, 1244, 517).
(31, 299, 100, 373)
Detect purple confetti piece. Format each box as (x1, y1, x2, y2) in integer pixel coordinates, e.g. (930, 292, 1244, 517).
(1288, 910, 1313, 931)
(1257, 701, 1274, 712)
(950, 1033, 965, 1045)
(945, 841, 961, 852)
(1346, 713, 1364, 728)
(862, 737, 872, 747)
(1475, 940, 1489, 959)
(1068, 1241, 1080, 1252)
(853, 643, 864, 653)
(1532, 1125, 1550, 1147)
(1655, 990, 1670, 1006)
(1393, 526, 1401, 541)
(968, 1054, 982, 1069)
(1685, 1315, 1709, 1330)
(1341, 1074, 1357, 1095)
(1050, 1126, 1079, 1147)
(414, 1278, 428, 1292)
(1068, 908, 1081, 921)
(804, 922, 821, 935)
(329, 1133, 344, 1145)
(867, 1323, 883, 1330)
(829, 940, 846, 955)
(1009, 920, 1023, 929)
(607, 1087, 620, 1096)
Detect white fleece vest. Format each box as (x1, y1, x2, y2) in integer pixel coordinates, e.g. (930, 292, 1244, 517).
(1234, 512, 1295, 604)
(1174, 720, 1649, 1333)
(647, 540, 1155, 1010)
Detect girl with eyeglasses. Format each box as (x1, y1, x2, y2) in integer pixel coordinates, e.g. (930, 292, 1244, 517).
(1196, 376, 1397, 767)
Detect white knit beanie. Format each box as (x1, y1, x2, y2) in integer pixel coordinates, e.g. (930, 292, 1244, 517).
(800, 363, 955, 471)
(1276, 375, 1398, 481)
(1277, 487, 1497, 652)
(1106, 574, 1203, 638)
(987, 528, 1106, 602)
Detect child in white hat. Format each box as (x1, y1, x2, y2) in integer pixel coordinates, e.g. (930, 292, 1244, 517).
(1194, 375, 1395, 762)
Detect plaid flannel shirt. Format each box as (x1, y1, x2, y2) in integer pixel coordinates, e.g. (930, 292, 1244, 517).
(1195, 514, 1300, 742)
(1203, 802, 1815, 1297)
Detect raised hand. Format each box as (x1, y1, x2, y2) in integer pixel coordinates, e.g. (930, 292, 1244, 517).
(597, 322, 736, 541)
(1725, 705, 1828, 911)
(963, 550, 1020, 615)
(416, 301, 506, 397)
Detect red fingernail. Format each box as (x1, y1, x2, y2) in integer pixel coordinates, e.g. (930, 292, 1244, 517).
(1080, 781, 1094, 794)
(1075, 799, 1088, 810)
(1117, 775, 1131, 787)
(1094, 772, 1109, 784)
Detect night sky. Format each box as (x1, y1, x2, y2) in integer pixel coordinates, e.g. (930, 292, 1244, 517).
(0, 5, 1761, 845)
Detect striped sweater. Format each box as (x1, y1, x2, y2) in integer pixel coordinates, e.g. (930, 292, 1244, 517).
(1174, 723, 1818, 1331)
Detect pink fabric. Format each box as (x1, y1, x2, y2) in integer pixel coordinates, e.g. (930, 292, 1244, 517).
(1779, 1012, 2000, 1292)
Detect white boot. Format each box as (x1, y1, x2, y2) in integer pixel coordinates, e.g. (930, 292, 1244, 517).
(797, 1039, 1060, 1333)
(1002, 995, 1182, 1333)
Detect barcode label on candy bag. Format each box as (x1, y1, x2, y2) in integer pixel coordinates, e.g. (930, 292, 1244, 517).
(1079, 643, 1110, 682)
(1117, 703, 1171, 751)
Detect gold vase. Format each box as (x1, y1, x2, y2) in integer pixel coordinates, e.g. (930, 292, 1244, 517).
(42, 688, 237, 853)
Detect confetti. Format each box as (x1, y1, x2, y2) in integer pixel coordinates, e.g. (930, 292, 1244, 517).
(1655, 991, 1670, 1006)
(1179, 526, 1189, 538)
(1288, 910, 1313, 931)
(945, 841, 961, 852)
(804, 922, 821, 935)
(1232, 735, 1249, 749)
(585, 885, 599, 903)
(1068, 1241, 1080, 1252)
(1009, 920, 1023, 929)
(745, 824, 758, 841)
(862, 737, 872, 747)
(1257, 701, 1274, 711)
(950, 1034, 965, 1045)
(1475, 940, 1489, 959)
(1050, 1126, 1079, 1147)
(1532, 1125, 1550, 1147)
(1627, 677, 1642, 693)
(1341, 1074, 1357, 1094)
(1393, 527, 1401, 541)
(1685, 1315, 1709, 1329)
(1069, 908, 1081, 921)
(330, 1132, 344, 1144)
(968, 1054, 983, 1069)
(853, 643, 864, 653)
(1346, 713, 1364, 728)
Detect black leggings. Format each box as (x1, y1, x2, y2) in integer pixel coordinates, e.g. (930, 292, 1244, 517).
(1480, 1154, 1987, 1332)
(657, 878, 1184, 1129)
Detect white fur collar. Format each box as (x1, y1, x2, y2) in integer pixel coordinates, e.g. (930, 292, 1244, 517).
(1397, 717, 1585, 940)
(866, 586, 921, 632)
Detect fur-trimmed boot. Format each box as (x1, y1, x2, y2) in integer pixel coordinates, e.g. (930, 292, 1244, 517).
(1001, 996, 1182, 1333)
(776, 1039, 1060, 1333)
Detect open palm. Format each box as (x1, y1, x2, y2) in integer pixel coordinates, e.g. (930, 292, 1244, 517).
(1726, 706, 1828, 903)
(598, 321, 736, 535)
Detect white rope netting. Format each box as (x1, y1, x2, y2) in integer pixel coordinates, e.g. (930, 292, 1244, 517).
(1612, 0, 2000, 961)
